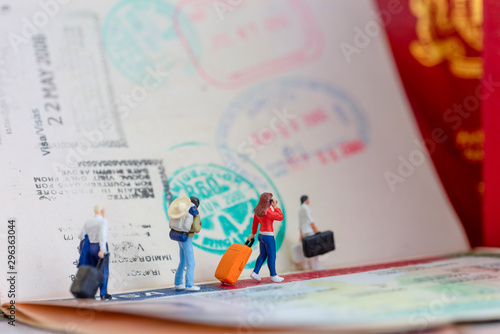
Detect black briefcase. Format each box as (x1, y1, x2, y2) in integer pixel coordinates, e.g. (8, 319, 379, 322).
(302, 231, 335, 258)
(70, 253, 109, 298)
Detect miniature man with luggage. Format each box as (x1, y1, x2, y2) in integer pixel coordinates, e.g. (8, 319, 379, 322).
(299, 195, 324, 270)
(74, 204, 112, 300)
(299, 195, 335, 266)
(168, 196, 201, 291)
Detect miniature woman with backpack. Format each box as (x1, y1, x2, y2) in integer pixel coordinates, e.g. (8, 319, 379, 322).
(168, 196, 201, 291)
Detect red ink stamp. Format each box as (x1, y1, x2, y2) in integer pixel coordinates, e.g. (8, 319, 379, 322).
(174, 0, 324, 88)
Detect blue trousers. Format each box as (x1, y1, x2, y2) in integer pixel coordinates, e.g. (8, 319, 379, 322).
(78, 236, 109, 297)
(175, 237, 195, 288)
(253, 234, 277, 276)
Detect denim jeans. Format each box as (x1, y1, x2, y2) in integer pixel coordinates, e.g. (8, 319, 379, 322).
(174, 237, 195, 287)
(253, 234, 277, 276)
(78, 236, 109, 297)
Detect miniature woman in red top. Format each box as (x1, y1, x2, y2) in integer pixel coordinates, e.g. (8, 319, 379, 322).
(248, 192, 285, 283)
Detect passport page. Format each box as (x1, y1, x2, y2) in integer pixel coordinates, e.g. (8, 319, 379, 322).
(0, 0, 469, 301)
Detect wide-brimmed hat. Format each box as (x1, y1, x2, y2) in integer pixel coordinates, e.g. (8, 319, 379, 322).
(168, 196, 192, 219)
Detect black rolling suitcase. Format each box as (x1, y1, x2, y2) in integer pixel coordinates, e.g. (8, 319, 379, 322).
(70, 253, 109, 298)
(302, 231, 335, 258)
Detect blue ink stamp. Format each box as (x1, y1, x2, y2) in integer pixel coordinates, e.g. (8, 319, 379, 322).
(215, 77, 370, 178)
(102, 0, 201, 85)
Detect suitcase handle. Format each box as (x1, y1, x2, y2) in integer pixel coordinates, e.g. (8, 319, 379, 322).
(96, 252, 110, 272)
(245, 238, 254, 248)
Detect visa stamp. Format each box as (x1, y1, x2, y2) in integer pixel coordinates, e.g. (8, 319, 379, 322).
(173, 0, 324, 88)
(103, 0, 201, 86)
(216, 77, 370, 178)
(0, 12, 127, 150)
(164, 143, 286, 268)
(33, 159, 168, 202)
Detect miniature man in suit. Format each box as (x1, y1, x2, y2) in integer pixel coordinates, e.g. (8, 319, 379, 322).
(78, 204, 112, 300)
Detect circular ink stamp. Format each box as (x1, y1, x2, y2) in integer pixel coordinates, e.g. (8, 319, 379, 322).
(216, 77, 369, 178)
(163, 143, 286, 269)
(102, 0, 201, 85)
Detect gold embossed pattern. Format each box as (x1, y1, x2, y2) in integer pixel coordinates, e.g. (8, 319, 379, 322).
(410, 0, 483, 79)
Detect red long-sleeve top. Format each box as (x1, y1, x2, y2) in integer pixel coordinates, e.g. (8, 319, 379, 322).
(252, 207, 284, 234)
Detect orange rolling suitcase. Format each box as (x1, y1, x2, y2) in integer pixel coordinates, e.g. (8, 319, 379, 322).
(215, 239, 254, 285)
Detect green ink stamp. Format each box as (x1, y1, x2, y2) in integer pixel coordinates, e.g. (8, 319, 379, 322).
(164, 143, 286, 269)
(167, 163, 259, 254)
(102, 0, 201, 85)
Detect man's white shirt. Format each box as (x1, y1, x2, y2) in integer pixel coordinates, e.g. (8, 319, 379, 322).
(299, 203, 315, 237)
(79, 214, 108, 251)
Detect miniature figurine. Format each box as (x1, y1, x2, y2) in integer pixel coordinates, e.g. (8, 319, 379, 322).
(248, 192, 285, 283)
(299, 195, 324, 270)
(168, 196, 201, 291)
(77, 204, 112, 300)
